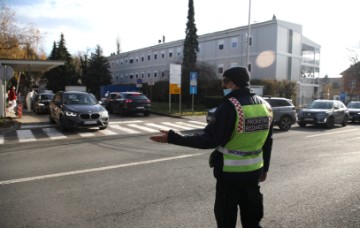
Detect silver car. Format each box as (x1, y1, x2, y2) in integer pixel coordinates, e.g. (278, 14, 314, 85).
(263, 97, 297, 131)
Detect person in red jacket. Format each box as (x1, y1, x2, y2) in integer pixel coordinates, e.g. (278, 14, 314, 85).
(7, 86, 17, 113)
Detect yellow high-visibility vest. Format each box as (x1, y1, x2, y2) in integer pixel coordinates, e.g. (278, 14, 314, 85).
(217, 97, 272, 172)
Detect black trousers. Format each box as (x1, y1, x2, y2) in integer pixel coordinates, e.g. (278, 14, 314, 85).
(214, 177, 263, 228)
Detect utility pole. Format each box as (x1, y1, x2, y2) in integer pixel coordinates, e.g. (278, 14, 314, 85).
(246, 0, 252, 71)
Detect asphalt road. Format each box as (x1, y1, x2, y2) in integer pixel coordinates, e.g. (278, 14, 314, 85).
(0, 118, 360, 228)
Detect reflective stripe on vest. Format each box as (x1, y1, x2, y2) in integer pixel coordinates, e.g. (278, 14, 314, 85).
(216, 146, 262, 157)
(221, 97, 271, 173)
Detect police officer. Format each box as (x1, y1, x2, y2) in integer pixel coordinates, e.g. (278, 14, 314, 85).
(150, 66, 273, 228)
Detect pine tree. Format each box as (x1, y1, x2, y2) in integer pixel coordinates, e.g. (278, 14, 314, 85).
(83, 45, 112, 98)
(44, 33, 79, 92)
(182, 0, 199, 104)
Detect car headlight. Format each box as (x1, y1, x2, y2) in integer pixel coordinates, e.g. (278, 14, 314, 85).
(65, 111, 77, 117)
(100, 111, 109, 117)
(38, 103, 45, 106)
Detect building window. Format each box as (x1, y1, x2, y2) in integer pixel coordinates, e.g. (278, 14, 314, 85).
(141, 56, 144, 61)
(161, 53, 165, 58)
(218, 40, 224, 50)
(147, 54, 151, 60)
(130, 58, 134, 64)
(218, 64, 224, 74)
(154, 53, 158, 60)
(136, 74, 138, 78)
(130, 75, 134, 79)
(154, 72, 157, 77)
(141, 73, 144, 78)
(148, 72, 151, 77)
(177, 47, 182, 56)
(136, 57, 139, 63)
(231, 38, 238, 48)
(169, 52, 173, 57)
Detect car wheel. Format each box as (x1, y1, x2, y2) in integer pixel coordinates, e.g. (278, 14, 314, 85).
(108, 106, 113, 114)
(278, 116, 292, 131)
(298, 122, 307, 127)
(49, 112, 55, 123)
(59, 116, 68, 132)
(326, 117, 335, 129)
(119, 107, 126, 116)
(341, 116, 348, 127)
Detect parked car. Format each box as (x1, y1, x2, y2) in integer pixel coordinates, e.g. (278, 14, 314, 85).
(206, 96, 296, 131)
(297, 99, 349, 128)
(263, 97, 297, 131)
(106, 92, 151, 116)
(347, 101, 360, 122)
(31, 93, 54, 114)
(49, 91, 109, 131)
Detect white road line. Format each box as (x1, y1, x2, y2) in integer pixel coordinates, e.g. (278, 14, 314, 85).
(305, 129, 358, 138)
(0, 153, 203, 185)
(43, 128, 67, 140)
(146, 123, 177, 131)
(78, 132, 97, 137)
(21, 124, 54, 129)
(0, 136, 4, 144)
(17, 130, 36, 143)
(161, 122, 194, 130)
(188, 121, 207, 126)
(109, 125, 140, 134)
(175, 122, 205, 129)
(109, 120, 143, 125)
(128, 124, 158, 133)
(100, 129, 117, 135)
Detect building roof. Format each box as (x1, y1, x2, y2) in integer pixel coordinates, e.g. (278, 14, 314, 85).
(0, 59, 65, 73)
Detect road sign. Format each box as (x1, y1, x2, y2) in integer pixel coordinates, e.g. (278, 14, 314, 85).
(190, 72, 197, 95)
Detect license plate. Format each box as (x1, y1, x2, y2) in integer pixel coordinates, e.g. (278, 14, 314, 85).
(84, 120, 97, 125)
(136, 107, 145, 109)
(304, 118, 313, 121)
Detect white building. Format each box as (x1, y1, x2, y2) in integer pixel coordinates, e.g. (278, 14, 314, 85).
(107, 18, 320, 107)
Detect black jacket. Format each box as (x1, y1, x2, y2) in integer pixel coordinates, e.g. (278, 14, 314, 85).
(168, 88, 273, 181)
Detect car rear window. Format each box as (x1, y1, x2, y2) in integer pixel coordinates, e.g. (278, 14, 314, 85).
(264, 99, 292, 107)
(40, 94, 54, 100)
(123, 93, 148, 100)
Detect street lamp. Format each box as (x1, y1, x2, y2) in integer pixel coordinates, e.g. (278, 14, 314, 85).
(246, 0, 252, 71)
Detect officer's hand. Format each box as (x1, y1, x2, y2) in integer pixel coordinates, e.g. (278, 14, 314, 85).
(150, 129, 169, 143)
(259, 172, 267, 182)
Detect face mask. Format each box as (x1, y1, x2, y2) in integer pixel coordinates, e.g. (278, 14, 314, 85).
(223, 89, 232, 96)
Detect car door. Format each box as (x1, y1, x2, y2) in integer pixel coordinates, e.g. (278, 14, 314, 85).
(333, 101, 344, 123)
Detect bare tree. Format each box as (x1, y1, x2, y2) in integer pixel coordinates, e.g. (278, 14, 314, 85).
(0, 0, 43, 59)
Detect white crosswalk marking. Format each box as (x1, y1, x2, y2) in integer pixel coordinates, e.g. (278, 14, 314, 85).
(188, 121, 207, 127)
(1, 120, 207, 145)
(128, 124, 158, 132)
(17, 130, 36, 142)
(100, 129, 117, 135)
(109, 125, 140, 134)
(78, 132, 97, 137)
(146, 123, 178, 131)
(161, 122, 194, 130)
(43, 128, 67, 140)
(175, 122, 205, 129)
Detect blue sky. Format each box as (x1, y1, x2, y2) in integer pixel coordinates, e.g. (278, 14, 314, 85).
(8, 0, 360, 77)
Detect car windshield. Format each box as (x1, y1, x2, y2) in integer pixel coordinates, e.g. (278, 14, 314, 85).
(63, 94, 97, 105)
(308, 101, 333, 109)
(347, 102, 360, 108)
(40, 94, 54, 100)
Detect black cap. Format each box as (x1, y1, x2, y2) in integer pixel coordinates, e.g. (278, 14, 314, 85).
(223, 67, 250, 87)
